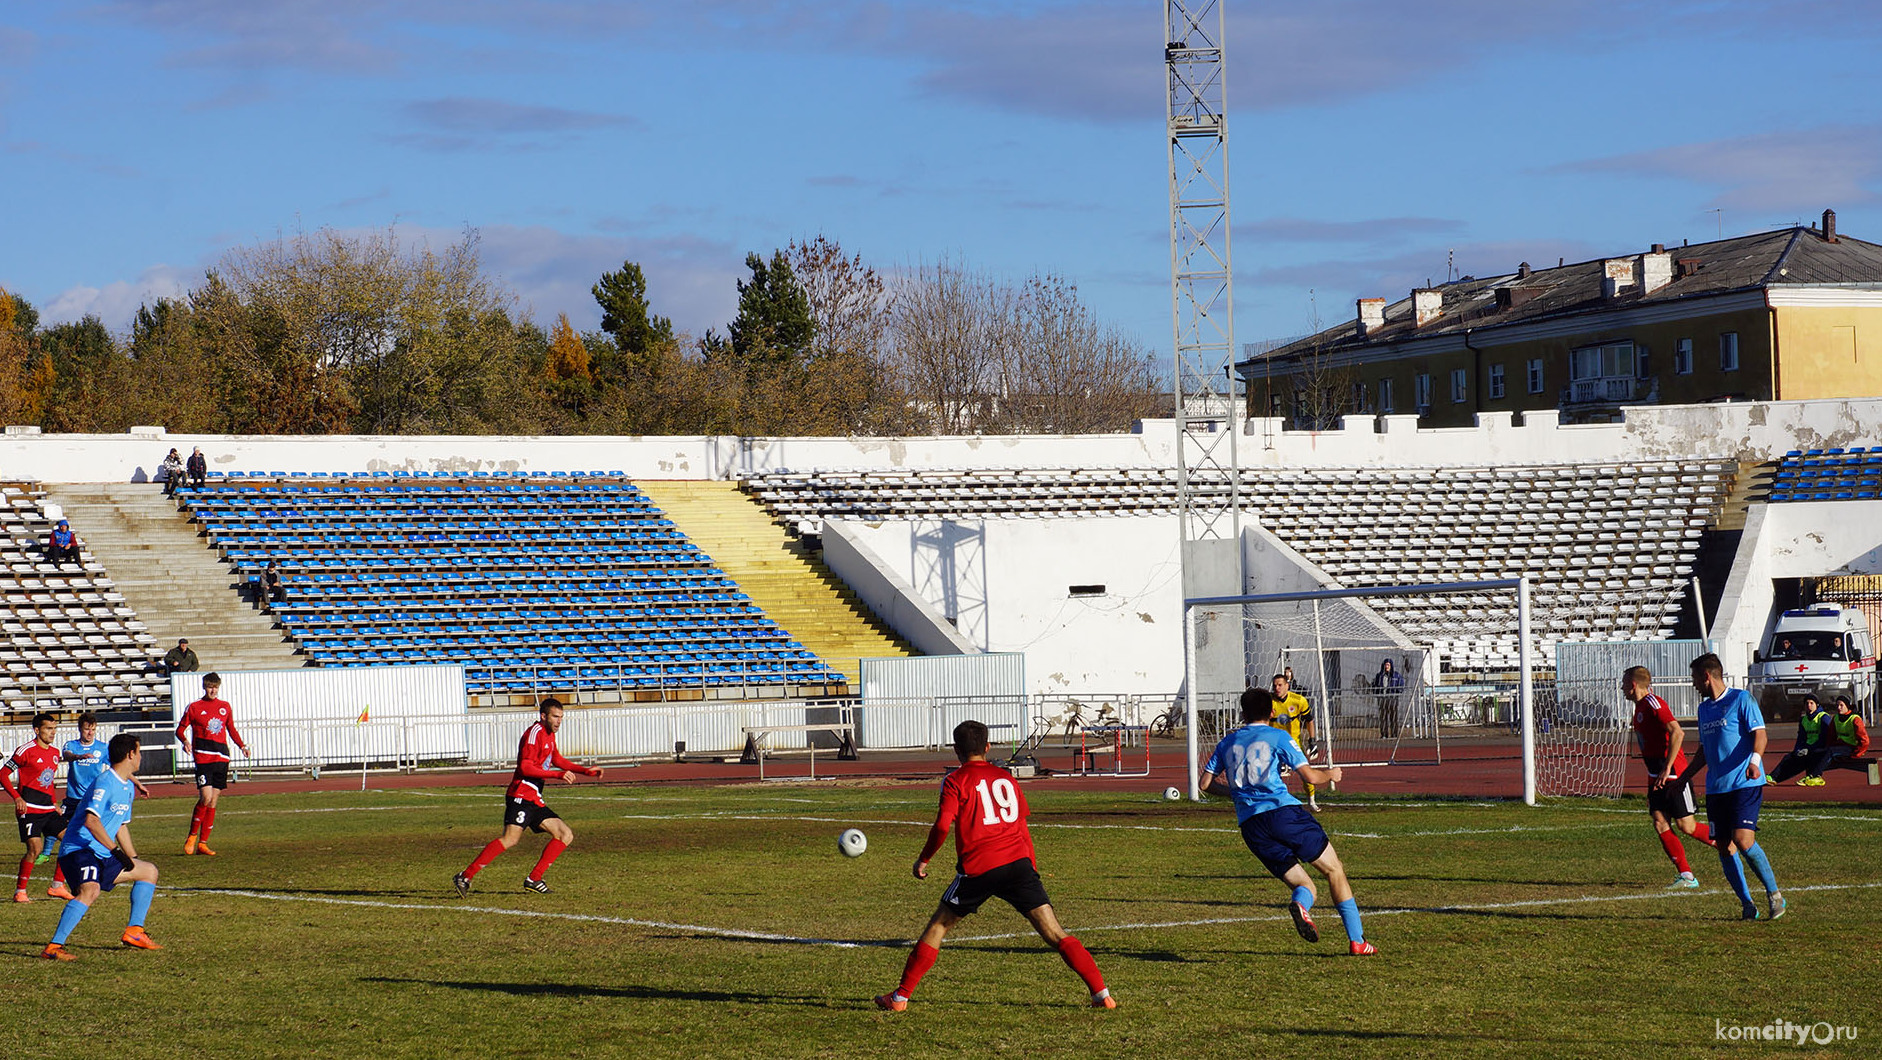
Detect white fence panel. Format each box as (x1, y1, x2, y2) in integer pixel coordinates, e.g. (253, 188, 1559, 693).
(169, 666, 467, 768)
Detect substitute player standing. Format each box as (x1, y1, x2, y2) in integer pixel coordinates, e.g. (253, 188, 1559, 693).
(41, 733, 162, 960)
(1674, 653, 1785, 921)
(176, 673, 249, 855)
(453, 698, 603, 896)
(1202, 687, 1377, 955)
(874, 719, 1114, 1012)
(1622, 666, 1715, 887)
(1269, 673, 1320, 811)
(5, 712, 72, 902)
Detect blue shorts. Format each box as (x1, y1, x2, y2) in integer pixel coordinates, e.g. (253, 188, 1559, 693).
(1238, 804, 1330, 880)
(1706, 785, 1764, 835)
(58, 847, 125, 893)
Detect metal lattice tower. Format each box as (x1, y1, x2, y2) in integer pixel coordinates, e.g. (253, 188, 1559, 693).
(1165, 0, 1239, 541)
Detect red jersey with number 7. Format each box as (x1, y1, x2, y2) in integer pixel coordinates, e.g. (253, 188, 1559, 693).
(918, 759, 1037, 876)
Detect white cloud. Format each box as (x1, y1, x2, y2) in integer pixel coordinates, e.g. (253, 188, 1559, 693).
(41, 264, 196, 330)
(1556, 125, 1882, 212)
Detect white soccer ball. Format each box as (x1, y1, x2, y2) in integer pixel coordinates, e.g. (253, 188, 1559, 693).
(1164, 786, 1183, 801)
(837, 828, 868, 858)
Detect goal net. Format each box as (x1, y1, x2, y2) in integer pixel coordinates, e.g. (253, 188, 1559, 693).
(1184, 578, 1626, 803)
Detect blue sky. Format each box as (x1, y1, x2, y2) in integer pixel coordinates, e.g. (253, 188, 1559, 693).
(5, 1, 1882, 353)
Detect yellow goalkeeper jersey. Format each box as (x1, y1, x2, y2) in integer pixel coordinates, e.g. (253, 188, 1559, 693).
(1273, 691, 1312, 742)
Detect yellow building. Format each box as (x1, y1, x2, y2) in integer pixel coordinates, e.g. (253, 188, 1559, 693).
(1240, 210, 1882, 428)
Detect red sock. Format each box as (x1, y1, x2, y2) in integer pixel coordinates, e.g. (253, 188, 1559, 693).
(1691, 823, 1715, 847)
(529, 839, 568, 882)
(52, 863, 64, 885)
(187, 805, 204, 837)
(15, 855, 30, 891)
(896, 942, 940, 998)
(1057, 936, 1106, 994)
(201, 807, 217, 841)
(463, 839, 507, 880)
(1658, 829, 1692, 874)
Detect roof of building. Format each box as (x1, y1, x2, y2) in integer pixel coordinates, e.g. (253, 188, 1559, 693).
(1243, 219, 1882, 366)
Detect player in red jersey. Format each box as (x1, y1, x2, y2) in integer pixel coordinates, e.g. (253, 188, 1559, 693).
(175, 673, 250, 856)
(1623, 666, 1714, 887)
(874, 720, 1113, 1012)
(453, 698, 604, 896)
(5, 712, 72, 902)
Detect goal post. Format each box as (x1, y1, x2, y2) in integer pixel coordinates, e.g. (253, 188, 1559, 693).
(1183, 578, 1542, 804)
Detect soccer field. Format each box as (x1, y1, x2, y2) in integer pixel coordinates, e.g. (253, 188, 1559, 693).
(6, 782, 1878, 1059)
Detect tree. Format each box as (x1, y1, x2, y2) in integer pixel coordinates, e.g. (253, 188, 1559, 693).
(885, 257, 1009, 433)
(545, 314, 592, 383)
(726, 250, 813, 366)
(592, 261, 672, 362)
(0, 289, 52, 425)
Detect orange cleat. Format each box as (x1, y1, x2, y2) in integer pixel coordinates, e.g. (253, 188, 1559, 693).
(40, 943, 77, 961)
(1091, 992, 1118, 1009)
(183, 834, 199, 855)
(12, 889, 29, 904)
(121, 926, 162, 950)
(873, 993, 908, 1012)
(47, 883, 74, 901)
(193, 842, 217, 857)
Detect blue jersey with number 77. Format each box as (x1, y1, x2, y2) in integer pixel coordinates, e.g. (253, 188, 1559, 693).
(1206, 724, 1306, 822)
(62, 769, 136, 857)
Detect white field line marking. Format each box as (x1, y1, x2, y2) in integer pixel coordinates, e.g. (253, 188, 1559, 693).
(175, 880, 1882, 950)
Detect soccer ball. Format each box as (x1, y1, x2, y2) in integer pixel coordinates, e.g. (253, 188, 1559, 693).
(1164, 786, 1183, 801)
(837, 828, 868, 858)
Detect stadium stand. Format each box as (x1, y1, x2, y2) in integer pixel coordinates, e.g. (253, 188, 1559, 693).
(0, 481, 167, 718)
(741, 460, 1736, 669)
(1767, 448, 1882, 502)
(172, 472, 850, 704)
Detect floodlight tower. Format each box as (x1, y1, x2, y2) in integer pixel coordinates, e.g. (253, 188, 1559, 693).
(1165, 0, 1240, 542)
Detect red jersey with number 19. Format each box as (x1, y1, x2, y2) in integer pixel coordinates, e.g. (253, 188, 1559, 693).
(918, 759, 1037, 876)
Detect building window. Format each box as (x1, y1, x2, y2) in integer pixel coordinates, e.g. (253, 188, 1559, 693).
(1450, 368, 1468, 403)
(1351, 381, 1369, 413)
(1527, 358, 1544, 394)
(1488, 363, 1506, 400)
(1379, 377, 1394, 413)
(1674, 338, 1693, 375)
(1269, 393, 1284, 416)
(1719, 332, 1739, 372)
(1415, 373, 1432, 412)
(1568, 341, 1637, 403)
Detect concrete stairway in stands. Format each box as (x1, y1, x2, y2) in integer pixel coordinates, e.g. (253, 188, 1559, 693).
(634, 480, 914, 682)
(42, 484, 304, 674)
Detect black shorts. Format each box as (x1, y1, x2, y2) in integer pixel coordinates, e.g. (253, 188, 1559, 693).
(1707, 786, 1764, 835)
(503, 797, 559, 833)
(1646, 777, 1697, 820)
(1238, 804, 1331, 880)
(59, 848, 125, 893)
(17, 809, 67, 844)
(194, 762, 230, 790)
(940, 857, 1052, 917)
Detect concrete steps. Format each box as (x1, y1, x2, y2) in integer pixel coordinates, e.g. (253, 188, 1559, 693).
(43, 484, 303, 673)
(634, 480, 914, 682)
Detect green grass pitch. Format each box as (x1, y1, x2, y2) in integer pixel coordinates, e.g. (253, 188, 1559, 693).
(6, 783, 1878, 1059)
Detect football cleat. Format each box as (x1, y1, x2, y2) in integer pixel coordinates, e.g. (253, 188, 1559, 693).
(1804, 776, 1826, 787)
(452, 872, 472, 898)
(1091, 991, 1117, 1009)
(40, 943, 76, 961)
(873, 993, 908, 1012)
(1670, 872, 1699, 890)
(1289, 901, 1319, 943)
(1768, 893, 1787, 921)
(193, 843, 217, 857)
(183, 834, 198, 855)
(523, 877, 550, 894)
(1349, 940, 1379, 956)
(1741, 902, 1763, 921)
(120, 926, 162, 950)
(12, 889, 29, 904)
(47, 882, 74, 901)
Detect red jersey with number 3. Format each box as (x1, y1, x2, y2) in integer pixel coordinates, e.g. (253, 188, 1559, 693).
(5, 742, 62, 813)
(919, 759, 1037, 876)
(176, 696, 242, 764)
(1631, 692, 1687, 777)
(505, 721, 590, 806)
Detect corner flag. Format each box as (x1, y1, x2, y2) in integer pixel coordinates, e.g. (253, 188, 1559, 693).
(357, 704, 370, 724)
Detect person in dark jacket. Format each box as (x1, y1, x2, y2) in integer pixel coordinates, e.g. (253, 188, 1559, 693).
(46, 520, 82, 564)
(186, 447, 208, 488)
(162, 639, 199, 675)
(1373, 658, 1407, 738)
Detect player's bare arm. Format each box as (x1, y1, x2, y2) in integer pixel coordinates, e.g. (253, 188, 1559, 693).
(912, 858, 929, 880)
(1294, 762, 1343, 787)
(1674, 744, 1706, 788)
(1747, 726, 1768, 780)
(1658, 719, 1687, 788)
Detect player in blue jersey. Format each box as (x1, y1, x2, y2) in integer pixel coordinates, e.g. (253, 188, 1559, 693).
(1673, 653, 1785, 921)
(41, 733, 162, 960)
(60, 714, 150, 842)
(1201, 687, 1377, 955)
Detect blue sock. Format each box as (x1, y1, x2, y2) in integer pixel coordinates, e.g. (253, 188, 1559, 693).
(1336, 898, 1364, 943)
(1291, 885, 1314, 911)
(1742, 844, 1779, 895)
(1718, 849, 1754, 905)
(129, 881, 155, 927)
(51, 900, 90, 945)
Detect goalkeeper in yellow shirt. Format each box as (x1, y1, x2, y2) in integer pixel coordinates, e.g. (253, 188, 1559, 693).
(1269, 673, 1321, 811)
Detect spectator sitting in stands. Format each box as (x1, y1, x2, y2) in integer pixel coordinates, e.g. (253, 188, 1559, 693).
(159, 448, 185, 497)
(1825, 694, 1870, 772)
(261, 561, 287, 608)
(1768, 693, 1834, 786)
(46, 520, 82, 564)
(163, 638, 199, 675)
(187, 447, 207, 489)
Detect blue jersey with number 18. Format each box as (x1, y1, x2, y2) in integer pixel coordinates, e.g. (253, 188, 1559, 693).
(1206, 723, 1306, 822)
(62, 769, 136, 857)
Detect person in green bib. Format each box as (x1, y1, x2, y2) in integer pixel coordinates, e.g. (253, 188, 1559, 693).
(1824, 695, 1870, 774)
(1769, 694, 1835, 787)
